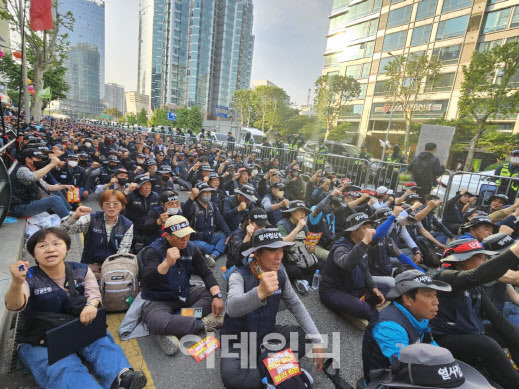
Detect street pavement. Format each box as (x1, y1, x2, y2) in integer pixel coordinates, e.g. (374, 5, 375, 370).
(3, 190, 365, 389)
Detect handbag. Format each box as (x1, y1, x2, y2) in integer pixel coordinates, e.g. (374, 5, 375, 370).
(20, 263, 87, 346)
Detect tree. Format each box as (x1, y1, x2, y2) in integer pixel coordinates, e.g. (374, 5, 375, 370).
(328, 122, 352, 142)
(188, 106, 203, 131)
(314, 74, 360, 140)
(458, 41, 519, 170)
(102, 107, 123, 119)
(0, 0, 74, 121)
(232, 89, 255, 126)
(384, 53, 442, 157)
(125, 112, 138, 126)
(175, 106, 190, 130)
(252, 85, 290, 134)
(136, 108, 148, 126)
(148, 106, 169, 127)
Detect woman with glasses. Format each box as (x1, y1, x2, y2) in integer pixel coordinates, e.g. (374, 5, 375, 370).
(60, 189, 133, 279)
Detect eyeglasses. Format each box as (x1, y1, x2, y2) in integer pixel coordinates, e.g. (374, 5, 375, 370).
(103, 201, 122, 208)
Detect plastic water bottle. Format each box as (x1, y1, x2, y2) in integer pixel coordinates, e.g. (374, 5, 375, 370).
(261, 377, 275, 388)
(311, 269, 320, 290)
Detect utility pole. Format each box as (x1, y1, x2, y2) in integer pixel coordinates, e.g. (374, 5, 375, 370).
(381, 104, 393, 161)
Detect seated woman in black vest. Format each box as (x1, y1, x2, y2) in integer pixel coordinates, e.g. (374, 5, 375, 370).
(431, 237, 519, 389)
(143, 190, 182, 246)
(61, 189, 133, 279)
(319, 213, 389, 322)
(220, 228, 325, 389)
(4, 228, 146, 389)
(362, 269, 451, 385)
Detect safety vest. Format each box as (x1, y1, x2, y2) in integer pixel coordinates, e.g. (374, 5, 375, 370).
(315, 145, 327, 164)
(386, 154, 404, 164)
(496, 164, 519, 191)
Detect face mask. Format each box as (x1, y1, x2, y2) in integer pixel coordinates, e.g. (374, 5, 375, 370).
(275, 190, 284, 199)
(137, 159, 145, 164)
(252, 169, 258, 176)
(33, 160, 46, 169)
(188, 158, 194, 163)
(118, 178, 128, 186)
(511, 157, 519, 164)
(79, 160, 88, 167)
(167, 207, 180, 215)
(85, 142, 92, 148)
(161, 175, 170, 182)
(200, 194, 211, 203)
(67, 161, 78, 168)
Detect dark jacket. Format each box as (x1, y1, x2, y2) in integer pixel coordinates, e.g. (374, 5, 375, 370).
(408, 151, 445, 187)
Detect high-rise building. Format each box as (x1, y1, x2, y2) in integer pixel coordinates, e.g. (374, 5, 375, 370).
(126, 91, 150, 115)
(57, 0, 105, 116)
(104, 83, 126, 115)
(138, 0, 254, 114)
(322, 0, 519, 148)
(252, 80, 278, 88)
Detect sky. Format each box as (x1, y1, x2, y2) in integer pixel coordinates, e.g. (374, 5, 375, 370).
(105, 0, 333, 106)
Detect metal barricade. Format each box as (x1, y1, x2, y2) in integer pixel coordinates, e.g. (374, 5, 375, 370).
(0, 135, 16, 227)
(367, 161, 409, 193)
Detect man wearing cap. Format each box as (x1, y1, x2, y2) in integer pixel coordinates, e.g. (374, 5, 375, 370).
(458, 215, 499, 241)
(140, 215, 224, 355)
(408, 142, 446, 198)
(220, 228, 325, 388)
(483, 193, 509, 214)
(362, 269, 451, 384)
(494, 149, 519, 199)
(152, 165, 175, 196)
(443, 189, 473, 234)
(124, 175, 160, 245)
(284, 164, 305, 201)
(261, 181, 289, 226)
(208, 171, 225, 211)
(9, 149, 73, 218)
(420, 194, 455, 245)
(320, 212, 389, 321)
(187, 162, 213, 187)
(431, 237, 519, 388)
(372, 186, 394, 210)
(183, 183, 231, 266)
(94, 156, 122, 186)
(52, 153, 90, 200)
(257, 168, 281, 199)
(224, 166, 251, 195)
(143, 191, 182, 246)
(119, 148, 136, 172)
(223, 184, 257, 231)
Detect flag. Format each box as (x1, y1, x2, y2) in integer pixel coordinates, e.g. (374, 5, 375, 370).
(38, 87, 52, 100)
(30, 0, 54, 31)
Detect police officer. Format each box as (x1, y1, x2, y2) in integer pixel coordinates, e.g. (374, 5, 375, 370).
(314, 138, 327, 170)
(495, 149, 519, 200)
(385, 143, 405, 164)
(182, 183, 231, 266)
(143, 191, 181, 246)
(272, 132, 284, 162)
(362, 269, 451, 384)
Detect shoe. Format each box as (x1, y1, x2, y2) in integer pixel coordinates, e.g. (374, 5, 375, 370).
(118, 370, 147, 389)
(295, 280, 309, 296)
(204, 254, 216, 267)
(301, 368, 314, 387)
(202, 313, 224, 332)
(154, 334, 180, 355)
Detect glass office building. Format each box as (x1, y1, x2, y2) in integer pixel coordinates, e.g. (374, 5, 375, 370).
(138, 0, 254, 113)
(322, 0, 519, 148)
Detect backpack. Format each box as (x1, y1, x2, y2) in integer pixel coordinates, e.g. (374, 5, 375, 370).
(411, 156, 433, 185)
(100, 253, 140, 312)
(416, 238, 441, 267)
(285, 231, 318, 269)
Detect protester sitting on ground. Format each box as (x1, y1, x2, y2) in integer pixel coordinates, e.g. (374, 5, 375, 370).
(60, 190, 133, 278)
(5, 227, 147, 389)
(9, 148, 74, 218)
(335, 191, 371, 235)
(482, 193, 509, 214)
(53, 153, 90, 200)
(457, 215, 500, 241)
(319, 213, 389, 321)
(208, 171, 225, 210)
(261, 181, 289, 226)
(140, 215, 224, 356)
(220, 228, 325, 389)
(152, 165, 176, 196)
(399, 208, 448, 252)
(284, 164, 305, 201)
(488, 196, 519, 223)
(431, 238, 519, 389)
(223, 184, 257, 231)
(393, 182, 420, 205)
(257, 168, 282, 198)
(442, 189, 473, 234)
(419, 194, 454, 245)
(362, 270, 451, 385)
(307, 189, 342, 253)
(372, 186, 394, 210)
(224, 166, 250, 195)
(143, 191, 181, 246)
(95, 167, 130, 195)
(182, 183, 230, 266)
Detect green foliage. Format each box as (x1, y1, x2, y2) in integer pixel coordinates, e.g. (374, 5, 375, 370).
(328, 122, 352, 141)
(232, 89, 255, 126)
(458, 41, 519, 170)
(175, 106, 190, 129)
(103, 108, 123, 119)
(478, 130, 519, 161)
(125, 112, 138, 126)
(148, 106, 170, 127)
(251, 85, 291, 134)
(314, 74, 360, 139)
(136, 108, 148, 126)
(188, 106, 203, 131)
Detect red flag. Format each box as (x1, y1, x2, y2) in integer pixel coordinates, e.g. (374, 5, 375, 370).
(30, 0, 54, 31)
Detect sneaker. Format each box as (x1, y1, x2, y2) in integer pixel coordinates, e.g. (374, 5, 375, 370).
(202, 313, 224, 332)
(154, 334, 180, 355)
(204, 254, 216, 267)
(295, 280, 309, 296)
(118, 370, 147, 389)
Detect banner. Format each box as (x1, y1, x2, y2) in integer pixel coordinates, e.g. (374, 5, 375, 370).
(305, 232, 322, 246)
(30, 0, 54, 31)
(187, 336, 220, 363)
(263, 348, 301, 386)
(38, 87, 52, 100)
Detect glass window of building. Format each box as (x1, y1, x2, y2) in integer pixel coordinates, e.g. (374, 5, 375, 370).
(416, 0, 438, 21)
(346, 0, 383, 22)
(483, 8, 512, 33)
(379, 55, 400, 74)
(374, 80, 391, 96)
(324, 54, 338, 67)
(387, 5, 412, 28)
(511, 7, 519, 29)
(341, 104, 364, 117)
(330, 13, 348, 30)
(333, 0, 349, 11)
(345, 41, 376, 60)
(410, 24, 432, 46)
(344, 19, 379, 40)
(357, 84, 368, 98)
(345, 63, 371, 79)
(436, 15, 469, 40)
(382, 30, 407, 52)
(442, 0, 472, 14)
(427, 72, 455, 92)
(432, 45, 462, 64)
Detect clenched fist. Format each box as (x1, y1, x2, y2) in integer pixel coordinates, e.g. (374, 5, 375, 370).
(165, 247, 181, 267)
(73, 206, 92, 220)
(237, 202, 247, 212)
(257, 271, 279, 300)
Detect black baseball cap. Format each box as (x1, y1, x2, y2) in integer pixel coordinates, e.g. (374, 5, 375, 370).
(482, 233, 515, 253)
(249, 207, 270, 227)
(345, 213, 372, 231)
(235, 184, 258, 202)
(22, 148, 48, 160)
(242, 228, 295, 257)
(134, 174, 151, 188)
(282, 200, 310, 215)
(145, 159, 157, 166)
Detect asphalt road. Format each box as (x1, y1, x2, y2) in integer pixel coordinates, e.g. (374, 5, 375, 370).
(5, 190, 365, 389)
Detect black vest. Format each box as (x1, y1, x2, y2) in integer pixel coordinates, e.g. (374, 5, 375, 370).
(81, 212, 133, 264)
(367, 237, 396, 277)
(221, 265, 286, 348)
(125, 191, 160, 226)
(141, 238, 195, 301)
(363, 303, 434, 383)
(10, 164, 40, 207)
